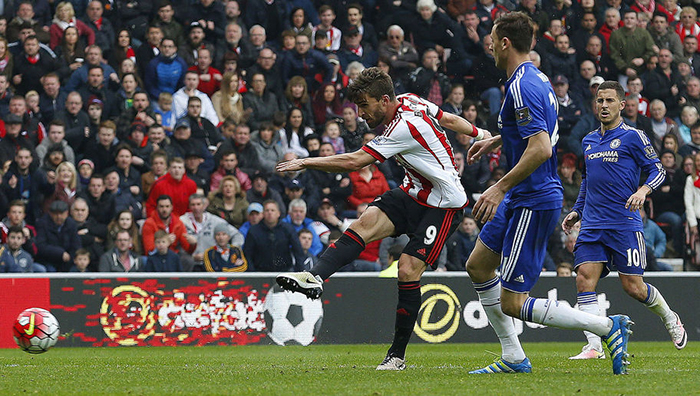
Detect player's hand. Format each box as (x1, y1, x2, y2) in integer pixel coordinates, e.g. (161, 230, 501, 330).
(276, 159, 306, 173)
(625, 189, 647, 211)
(467, 135, 499, 165)
(472, 184, 505, 223)
(562, 211, 580, 235)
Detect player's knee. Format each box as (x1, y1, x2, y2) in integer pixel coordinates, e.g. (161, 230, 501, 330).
(500, 299, 521, 318)
(621, 279, 646, 301)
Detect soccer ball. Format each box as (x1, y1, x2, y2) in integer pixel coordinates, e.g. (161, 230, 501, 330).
(13, 308, 60, 354)
(264, 285, 323, 346)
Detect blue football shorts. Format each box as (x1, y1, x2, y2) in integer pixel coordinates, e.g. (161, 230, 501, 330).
(574, 228, 647, 277)
(479, 201, 561, 293)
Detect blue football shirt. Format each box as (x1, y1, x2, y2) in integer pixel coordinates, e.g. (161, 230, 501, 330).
(573, 122, 665, 231)
(498, 61, 563, 209)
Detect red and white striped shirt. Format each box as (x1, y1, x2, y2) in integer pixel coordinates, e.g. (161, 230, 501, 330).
(362, 93, 467, 208)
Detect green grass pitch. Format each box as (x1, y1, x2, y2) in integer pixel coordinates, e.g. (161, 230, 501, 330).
(0, 342, 697, 395)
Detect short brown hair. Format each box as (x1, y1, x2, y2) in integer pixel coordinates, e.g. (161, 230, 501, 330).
(347, 67, 395, 103)
(100, 120, 116, 131)
(597, 81, 625, 101)
(154, 230, 169, 241)
(494, 12, 534, 54)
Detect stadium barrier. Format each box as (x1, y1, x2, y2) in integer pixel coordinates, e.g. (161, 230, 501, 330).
(0, 273, 697, 348)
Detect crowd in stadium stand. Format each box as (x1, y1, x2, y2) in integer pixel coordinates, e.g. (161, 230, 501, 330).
(0, 0, 698, 273)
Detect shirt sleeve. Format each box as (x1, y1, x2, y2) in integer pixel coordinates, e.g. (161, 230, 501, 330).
(629, 129, 666, 191)
(362, 122, 414, 162)
(512, 79, 550, 139)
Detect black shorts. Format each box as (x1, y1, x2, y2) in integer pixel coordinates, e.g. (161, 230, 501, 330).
(369, 188, 463, 268)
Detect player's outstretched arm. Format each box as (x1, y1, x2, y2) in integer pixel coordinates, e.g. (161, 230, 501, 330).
(467, 135, 502, 165)
(561, 212, 580, 235)
(276, 149, 376, 174)
(439, 112, 492, 140)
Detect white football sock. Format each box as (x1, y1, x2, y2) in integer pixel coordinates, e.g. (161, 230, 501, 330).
(473, 277, 526, 363)
(577, 292, 603, 350)
(521, 297, 612, 336)
(643, 283, 676, 325)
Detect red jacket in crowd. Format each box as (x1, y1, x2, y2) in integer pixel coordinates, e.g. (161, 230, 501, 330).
(141, 213, 195, 255)
(347, 165, 390, 210)
(145, 173, 197, 218)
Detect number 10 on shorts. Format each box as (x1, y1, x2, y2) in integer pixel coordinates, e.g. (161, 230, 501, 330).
(626, 248, 641, 267)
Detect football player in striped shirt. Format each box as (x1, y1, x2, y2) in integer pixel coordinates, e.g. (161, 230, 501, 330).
(276, 67, 490, 370)
(466, 13, 634, 375)
(562, 81, 686, 360)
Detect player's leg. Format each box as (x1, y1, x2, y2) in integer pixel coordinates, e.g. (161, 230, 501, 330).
(377, 254, 427, 371)
(378, 206, 462, 370)
(277, 193, 397, 298)
(467, 203, 528, 372)
(615, 230, 686, 349)
(570, 261, 606, 359)
(497, 208, 633, 374)
(620, 274, 687, 349)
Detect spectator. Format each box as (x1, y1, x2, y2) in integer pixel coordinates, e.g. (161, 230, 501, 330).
(143, 229, 182, 272)
(643, 48, 683, 116)
(109, 29, 136, 73)
(84, 121, 118, 174)
(552, 75, 585, 153)
(203, 223, 248, 272)
(297, 228, 318, 269)
(650, 149, 685, 257)
(104, 169, 142, 221)
(445, 214, 478, 271)
(243, 72, 280, 131)
(109, 144, 141, 197)
(279, 107, 315, 158)
(340, 102, 369, 153)
(338, 25, 378, 71)
(0, 225, 37, 272)
(211, 73, 245, 125)
(35, 200, 81, 271)
(181, 97, 221, 150)
(43, 160, 78, 213)
(70, 197, 106, 264)
(65, 45, 116, 92)
(215, 23, 254, 70)
(312, 5, 341, 52)
(545, 34, 578, 82)
(407, 49, 451, 107)
(144, 37, 187, 101)
(471, 35, 506, 116)
(662, 132, 683, 165)
(216, 123, 262, 176)
(98, 229, 141, 272)
(649, 12, 684, 64)
(146, 157, 197, 218)
(79, 174, 116, 226)
(2, 148, 53, 224)
(347, 163, 389, 210)
(82, 1, 114, 58)
(153, 1, 183, 47)
(679, 121, 700, 158)
(599, 8, 622, 49)
(57, 92, 90, 153)
(39, 73, 66, 123)
(207, 175, 249, 228)
(245, 171, 286, 217)
(135, 25, 163, 79)
(377, 25, 418, 83)
(571, 11, 605, 56)
(610, 10, 657, 85)
(579, 35, 616, 79)
(681, 76, 700, 114)
(180, 193, 243, 268)
(537, 18, 563, 57)
(252, 122, 285, 174)
(474, 0, 507, 33)
(113, 0, 153, 42)
(280, 76, 314, 128)
(243, 199, 306, 271)
(142, 194, 196, 269)
(165, 119, 214, 175)
(191, 0, 227, 43)
(49, 2, 95, 50)
(115, 92, 157, 140)
(640, 206, 673, 271)
(224, 0, 247, 34)
(76, 65, 118, 120)
(282, 198, 324, 256)
(172, 70, 219, 126)
(281, 34, 332, 89)
(210, 150, 251, 192)
(681, 36, 700, 75)
(7, 2, 50, 44)
(312, 83, 344, 129)
(238, 202, 263, 237)
(516, 0, 549, 34)
(648, 100, 681, 152)
(12, 36, 57, 96)
(247, 47, 284, 99)
(676, 7, 700, 52)
(627, 77, 651, 115)
(106, 209, 141, 255)
(0, 200, 39, 258)
(53, 26, 85, 82)
(184, 151, 209, 193)
(0, 113, 35, 161)
(677, 106, 698, 145)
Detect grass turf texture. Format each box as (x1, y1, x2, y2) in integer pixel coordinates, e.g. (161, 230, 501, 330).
(0, 342, 697, 395)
